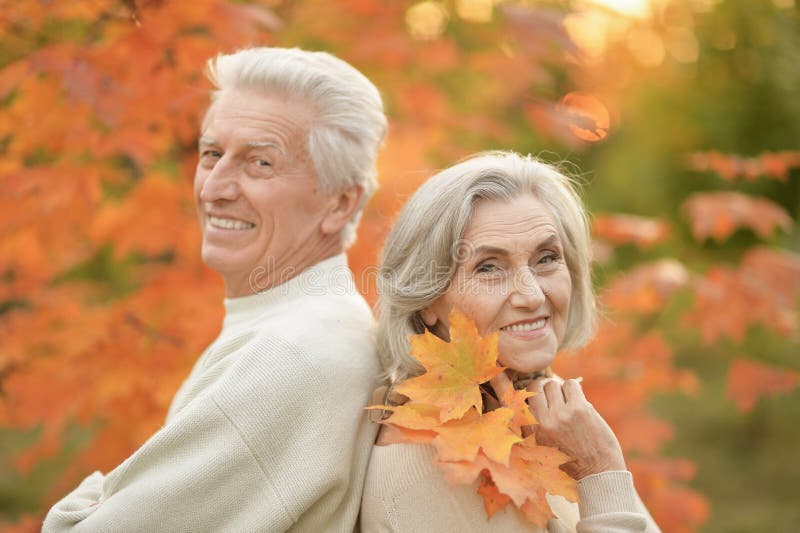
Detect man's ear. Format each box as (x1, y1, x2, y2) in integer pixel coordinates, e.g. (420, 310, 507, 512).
(321, 185, 364, 236)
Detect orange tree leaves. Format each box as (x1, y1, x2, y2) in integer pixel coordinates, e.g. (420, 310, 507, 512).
(592, 214, 671, 248)
(602, 259, 690, 314)
(378, 313, 576, 529)
(682, 247, 800, 343)
(0, 0, 273, 519)
(682, 191, 792, 242)
(686, 150, 800, 182)
(726, 358, 800, 413)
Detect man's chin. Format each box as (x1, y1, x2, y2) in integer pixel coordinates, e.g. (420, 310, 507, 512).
(200, 248, 244, 275)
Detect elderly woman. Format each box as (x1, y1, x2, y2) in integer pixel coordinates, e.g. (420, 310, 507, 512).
(360, 152, 660, 532)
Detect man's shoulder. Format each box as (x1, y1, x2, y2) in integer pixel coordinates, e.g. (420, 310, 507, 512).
(253, 290, 376, 363)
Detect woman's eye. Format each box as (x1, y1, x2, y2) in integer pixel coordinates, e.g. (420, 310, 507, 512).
(475, 262, 499, 274)
(533, 253, 561, 274)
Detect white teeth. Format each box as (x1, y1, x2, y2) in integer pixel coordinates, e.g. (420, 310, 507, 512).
(208, 216, 255, 230)
(502, 318, 546, 332)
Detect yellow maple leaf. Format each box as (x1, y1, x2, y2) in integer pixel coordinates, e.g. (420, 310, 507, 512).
(396, 312, 503, 422)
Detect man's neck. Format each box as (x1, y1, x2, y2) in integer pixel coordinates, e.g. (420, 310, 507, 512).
(224, 238, 344, 298)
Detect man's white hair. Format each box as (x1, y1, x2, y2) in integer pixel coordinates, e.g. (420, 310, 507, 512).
(203, 47, 387, 247)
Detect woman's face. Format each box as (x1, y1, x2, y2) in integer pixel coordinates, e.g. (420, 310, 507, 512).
(425, 194, 572, 373)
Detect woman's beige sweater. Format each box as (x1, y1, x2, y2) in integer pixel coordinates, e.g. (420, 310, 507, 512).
(360, 443, 661, 532)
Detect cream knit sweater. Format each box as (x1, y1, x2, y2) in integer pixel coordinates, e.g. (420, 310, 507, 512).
(43, 254, 381, 532)
(360, 442, 661, 532)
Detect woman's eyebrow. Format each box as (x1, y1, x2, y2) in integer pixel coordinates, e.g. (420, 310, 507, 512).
(536, 234, 560, 250)
(472, 245, 507, 257)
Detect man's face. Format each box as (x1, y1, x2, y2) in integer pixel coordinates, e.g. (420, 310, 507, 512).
(194, 88, 333, 296)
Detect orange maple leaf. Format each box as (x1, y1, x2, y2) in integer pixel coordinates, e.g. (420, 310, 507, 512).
(477, 472, 512, 518)
(378, 402, 440, 430)
(497, 385, 538, 431)
(396, 312, 503, 422)
(487, 437, 578, 528)
(432, 407, 521, 465)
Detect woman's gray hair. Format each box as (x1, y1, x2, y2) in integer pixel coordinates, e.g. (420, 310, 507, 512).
(203, 47, 387, 247)
(377, 151, 596, 383)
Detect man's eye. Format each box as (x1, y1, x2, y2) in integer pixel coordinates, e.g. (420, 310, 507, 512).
(202, 150, 221, 158)
(256, 159, 271, 167)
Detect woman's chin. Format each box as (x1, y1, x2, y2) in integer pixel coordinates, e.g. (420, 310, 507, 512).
(498, 352, 556, 374)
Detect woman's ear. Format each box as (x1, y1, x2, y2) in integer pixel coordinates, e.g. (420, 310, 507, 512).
(420, 307, 438, 327)
(420, 299, 452, 342)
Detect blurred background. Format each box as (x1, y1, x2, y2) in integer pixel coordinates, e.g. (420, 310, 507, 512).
(1, 1, 798, 531)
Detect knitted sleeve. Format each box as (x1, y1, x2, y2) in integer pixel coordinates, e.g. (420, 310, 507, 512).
(42, 336, 377, 532)
(576, 471, 661, 533)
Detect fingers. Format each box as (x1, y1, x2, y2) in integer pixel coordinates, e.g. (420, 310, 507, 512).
(543, 379, 565, 408)
(561, 378, 587, 404)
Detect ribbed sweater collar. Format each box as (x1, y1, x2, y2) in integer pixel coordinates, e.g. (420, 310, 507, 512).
(221, 254, 350, 329)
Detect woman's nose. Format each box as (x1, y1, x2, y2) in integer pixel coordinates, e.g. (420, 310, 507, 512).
(508, 266, 547, 309)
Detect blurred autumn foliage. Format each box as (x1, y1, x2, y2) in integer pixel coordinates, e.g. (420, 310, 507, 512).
(1, 1, 798, 532)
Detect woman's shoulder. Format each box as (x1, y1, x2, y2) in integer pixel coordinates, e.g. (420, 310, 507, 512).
(361, 442, 578, 532)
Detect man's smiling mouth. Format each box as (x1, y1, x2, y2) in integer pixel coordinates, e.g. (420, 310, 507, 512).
(208, 215, 255, 230)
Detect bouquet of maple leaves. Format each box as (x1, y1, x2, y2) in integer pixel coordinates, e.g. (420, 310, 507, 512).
(369, 313, 578, 529)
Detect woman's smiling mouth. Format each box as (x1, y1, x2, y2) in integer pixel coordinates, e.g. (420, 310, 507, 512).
(500, 317, 549, 337)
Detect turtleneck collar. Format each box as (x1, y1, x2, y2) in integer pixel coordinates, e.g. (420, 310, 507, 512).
(222, 253, 352, 328)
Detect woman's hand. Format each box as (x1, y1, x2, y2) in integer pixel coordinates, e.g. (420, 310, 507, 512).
(527, 377, 627, 481)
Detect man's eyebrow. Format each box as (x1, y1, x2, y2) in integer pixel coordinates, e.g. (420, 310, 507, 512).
(245, 140, 284, 153)
(198, 136, 218, 148)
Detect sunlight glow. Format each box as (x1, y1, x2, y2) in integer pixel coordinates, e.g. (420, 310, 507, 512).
(456, 0, 497, 23)
(406, 1, 449, 41)
(589, 0, 652, 18)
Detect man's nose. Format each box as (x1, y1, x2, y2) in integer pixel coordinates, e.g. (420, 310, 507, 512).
(508, 266, 547, 309)
(199, 159, 240, 203)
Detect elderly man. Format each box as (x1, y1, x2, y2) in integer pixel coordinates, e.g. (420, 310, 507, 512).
(43, 47, 387, 532)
